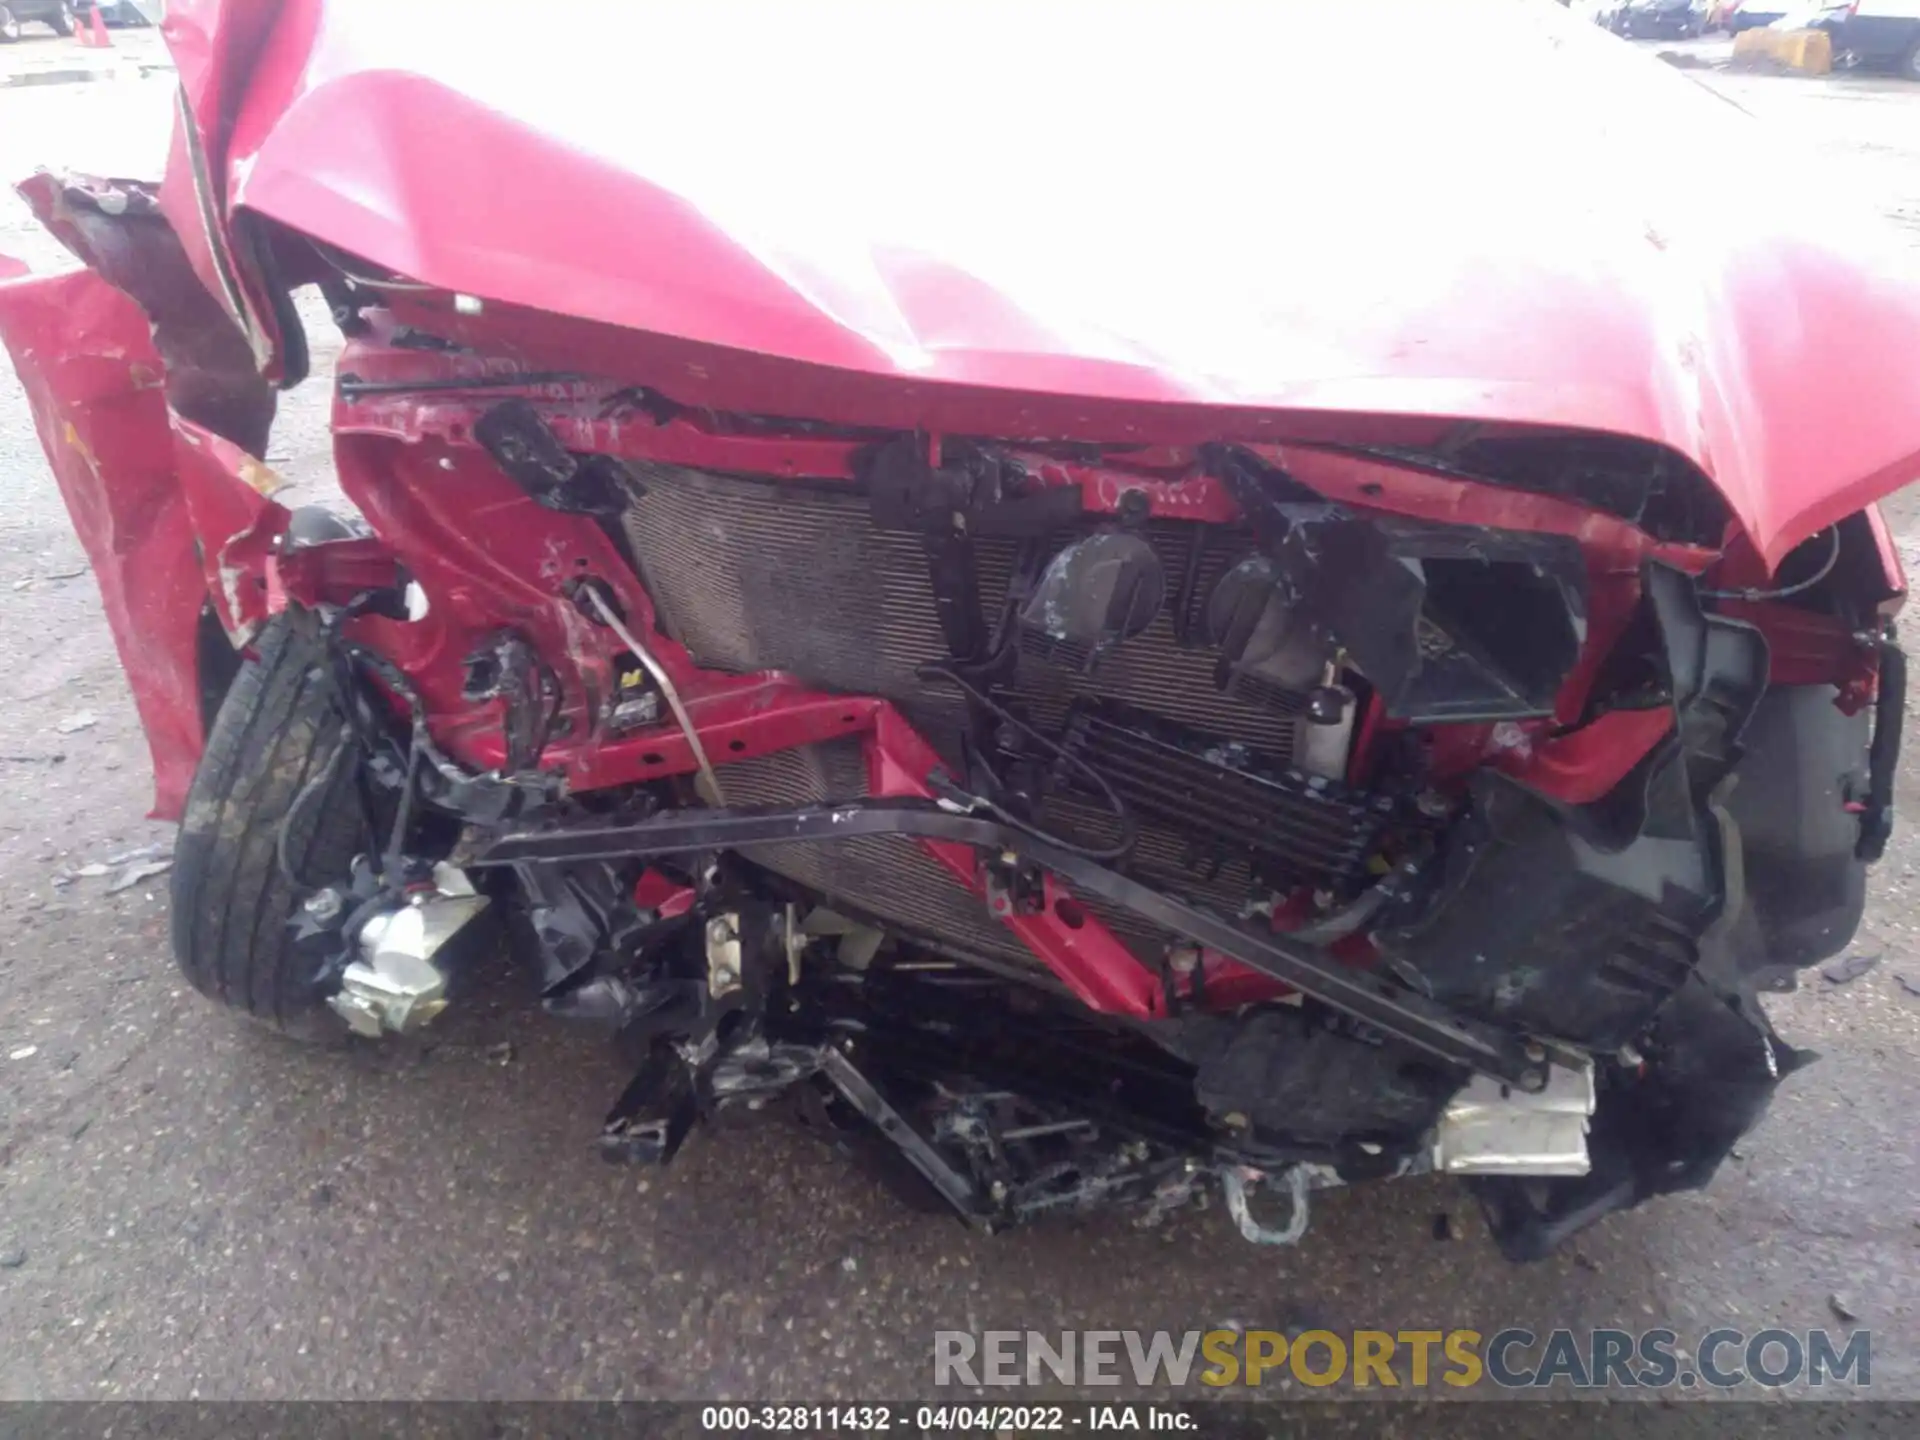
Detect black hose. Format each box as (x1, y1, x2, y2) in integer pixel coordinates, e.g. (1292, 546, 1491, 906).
(914, 662, 1137, 862)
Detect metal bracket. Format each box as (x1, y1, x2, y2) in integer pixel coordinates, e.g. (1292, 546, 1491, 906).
(818, 1043, 988, 1220)
(475, 799, 1547, 1089)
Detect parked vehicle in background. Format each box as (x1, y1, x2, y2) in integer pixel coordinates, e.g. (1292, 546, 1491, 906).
(1615, 0, 1712, 37)
(1764, 3, 1920, 75)
(94, 1, 155, 25)
(1731, 3, 1795, 28)
(1808, 1, 1920, 75)
(0, 0, 72, 39)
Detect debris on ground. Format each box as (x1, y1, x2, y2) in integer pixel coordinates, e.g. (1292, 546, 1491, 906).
(53, 711, 99, 735)
(7, 1046, 38, 1061)
(1822, 952, 1880, 986)
(48, 847, 178, 892)
(104, 843, 171, 866)
(1897, 973, 1920, 999)
(105, 859, 172, 894)
(11, 566, 90, 591)
(0, 1247, 25, 1270)
(0, 753, 66, 765)
(1829, 1293, 1859, 1323)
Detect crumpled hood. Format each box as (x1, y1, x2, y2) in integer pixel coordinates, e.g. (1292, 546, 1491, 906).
(170, 0, 1920, 565)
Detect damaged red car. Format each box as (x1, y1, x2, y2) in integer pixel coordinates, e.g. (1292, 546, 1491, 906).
(3, 0, 1917, 1260)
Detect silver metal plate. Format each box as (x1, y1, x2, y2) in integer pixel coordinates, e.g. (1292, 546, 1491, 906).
(1431, 1057, 1596, 1177)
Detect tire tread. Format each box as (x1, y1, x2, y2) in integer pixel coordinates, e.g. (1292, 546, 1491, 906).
(169, 619, 363, 1039)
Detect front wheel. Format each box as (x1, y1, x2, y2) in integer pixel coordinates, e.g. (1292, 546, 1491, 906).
(170, 617, 367, 1041)
(0, 7, 22, 42)
(48, 5, 71, 34)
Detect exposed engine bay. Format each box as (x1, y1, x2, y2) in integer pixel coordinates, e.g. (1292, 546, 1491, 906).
(3, 158, 1908, 1262)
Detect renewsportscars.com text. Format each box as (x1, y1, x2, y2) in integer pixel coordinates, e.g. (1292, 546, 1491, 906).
(933, 1327, 1871, 1390)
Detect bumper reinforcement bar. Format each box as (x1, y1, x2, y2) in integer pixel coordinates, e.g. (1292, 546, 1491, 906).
(476, 798, 1550, 1090)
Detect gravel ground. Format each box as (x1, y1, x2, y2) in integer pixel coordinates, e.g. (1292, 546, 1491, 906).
(0, 26, 1917, 1405)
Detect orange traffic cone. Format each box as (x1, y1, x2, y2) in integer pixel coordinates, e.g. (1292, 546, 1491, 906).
(88, 6, 113, 48)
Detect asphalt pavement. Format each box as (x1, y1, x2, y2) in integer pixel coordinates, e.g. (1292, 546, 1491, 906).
(0, 25, 1917, 1405)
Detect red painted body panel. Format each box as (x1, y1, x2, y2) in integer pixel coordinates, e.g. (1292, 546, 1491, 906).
(0, 268, 205, 817)
(164, 0, 1920, 568)
(1, 1, 1906, 1022)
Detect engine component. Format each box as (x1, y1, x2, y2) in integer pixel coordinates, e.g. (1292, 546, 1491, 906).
(1184, 1006, 1460, 1158)
(1431, 1058, 1596, 1177)
(618, 462, 1310, 762)
(1056, 703, 1392, 898)
(1206, 554, 1331, 696)
(605, 654, 663, 734)
(1214, 448, 1590, 722)
(326, 865, 492, 1036)
(1018, 530, 1166, 668)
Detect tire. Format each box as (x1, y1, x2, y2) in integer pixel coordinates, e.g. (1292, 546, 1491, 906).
(1904, 39, 1920, 82)
(0, 8, 21, 43)
(48, 5, 70, 35)
(170, 616, 366, 1041)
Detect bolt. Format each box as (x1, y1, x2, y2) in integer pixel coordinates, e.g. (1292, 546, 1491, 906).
(989, 1181, 1008, 1201)
(1519, 1067, 1549, 1094)
(1168, 945, 1200, 977)
(1523, 1041, 1547, 1063)
(302, 889, 343, 923)
(707, 917, 734, 943)
(1415, 789, 1452, 819)
(712, 966, 738, 989)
